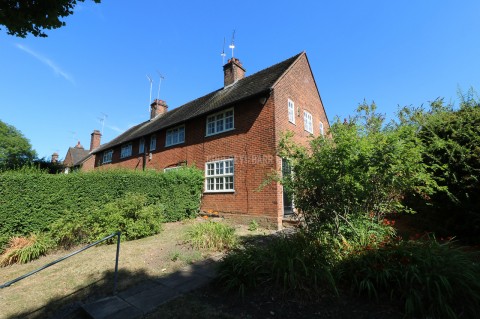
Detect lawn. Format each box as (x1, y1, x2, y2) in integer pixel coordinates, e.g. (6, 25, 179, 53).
(0, 219, 269, 319)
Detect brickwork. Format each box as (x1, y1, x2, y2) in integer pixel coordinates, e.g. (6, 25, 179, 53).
(93, 53, 328, 229)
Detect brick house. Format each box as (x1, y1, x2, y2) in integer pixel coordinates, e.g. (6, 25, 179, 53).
(63, 130, 102, 173)
(92, 52, 329, 228)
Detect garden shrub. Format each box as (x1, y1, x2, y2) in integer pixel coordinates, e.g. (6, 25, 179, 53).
(336, 238, 480, 319)
(0, 167, 203, 247)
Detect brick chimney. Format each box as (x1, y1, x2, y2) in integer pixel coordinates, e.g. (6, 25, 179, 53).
(150, 99, 168, 120)
(223, 57, 246, 87)
(75, 141, 84, 149)
(51, 152, 59, 163)
(90, 129, 102, 151)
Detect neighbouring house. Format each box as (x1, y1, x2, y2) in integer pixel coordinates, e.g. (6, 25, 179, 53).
(63, 130, 101, 173)
(92, 52, 329, 228)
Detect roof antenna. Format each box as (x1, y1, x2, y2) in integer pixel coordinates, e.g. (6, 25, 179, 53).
(229, 30, 235, 58)
(156, 71, 165, 100)
(98, 112, 108, 135)
(146, 74, 153, 111)
(221, 37, 226, 64)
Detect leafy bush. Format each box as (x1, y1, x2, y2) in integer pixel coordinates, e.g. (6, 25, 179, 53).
(0, 233, 54, 266)
(218, 232, 335, 298)
(336, 238, 480, 318)
(279, 102, 437, 239)
(186, 221, 238, 251)
(0, 167, 203, 243)
(400, 91, 480, 243)
(51, 193, 165, 247)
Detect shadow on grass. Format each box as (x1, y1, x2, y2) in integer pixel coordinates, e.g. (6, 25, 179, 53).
(4, 230, 293, 319)
(5, 254, 225, 319)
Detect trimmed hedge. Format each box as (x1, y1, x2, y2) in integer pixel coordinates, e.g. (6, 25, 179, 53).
(0, 167, 204, 248)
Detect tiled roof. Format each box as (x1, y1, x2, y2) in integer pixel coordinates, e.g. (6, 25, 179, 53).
(67, 147, 90, 166)
(94, 52, 303, 153)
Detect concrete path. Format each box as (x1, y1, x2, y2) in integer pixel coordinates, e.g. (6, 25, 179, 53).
(82, 254, 223, 319)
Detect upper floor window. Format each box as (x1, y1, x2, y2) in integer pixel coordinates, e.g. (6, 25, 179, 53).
(206, 108, 234, 136)
(139, 138, 145, 153)
(120, 143, 132, 158)
(205, 158, 234, 192)
(150, 135, 156, 151)
(304, 111, 313, 134)
(288, 99, 295, 124)
(102, 150, 113, 164)
(166, 125, 185, 147)
(319, 121, 324, 136)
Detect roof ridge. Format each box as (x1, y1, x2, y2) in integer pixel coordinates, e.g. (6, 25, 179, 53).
(93, 52, 306, 154)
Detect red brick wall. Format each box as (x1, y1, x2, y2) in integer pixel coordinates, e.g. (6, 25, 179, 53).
(95, 96, 281, 226)
(272, 53, 330, 221)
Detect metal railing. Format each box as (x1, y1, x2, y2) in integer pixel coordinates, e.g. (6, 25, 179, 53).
(0, 232, 121, 294)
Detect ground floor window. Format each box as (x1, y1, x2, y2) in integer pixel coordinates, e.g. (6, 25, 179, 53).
(205, 158, 234, 192)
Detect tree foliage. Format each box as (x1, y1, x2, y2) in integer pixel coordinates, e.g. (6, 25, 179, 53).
(0, 0, 101, 38)
(279, 102, 438, 238)
(0, 119, 36, 170)
(400, 89, 480, 242)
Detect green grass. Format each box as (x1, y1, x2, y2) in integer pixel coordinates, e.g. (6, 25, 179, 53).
(186, 221, 238, 251)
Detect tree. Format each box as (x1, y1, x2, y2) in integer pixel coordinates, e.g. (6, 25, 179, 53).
(279, 102, 438, 238)
(0, 0, 101, 38)
(0, 120, 36, 170)
(401, 89, 480, 242)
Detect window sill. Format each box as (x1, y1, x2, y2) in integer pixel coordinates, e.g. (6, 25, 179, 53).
(165, 142, 185, 148)
(204, 190, 235, 194)
(205, 128, 235, 137)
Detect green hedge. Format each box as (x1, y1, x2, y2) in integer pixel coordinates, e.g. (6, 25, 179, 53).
(0, 167, 204, 246)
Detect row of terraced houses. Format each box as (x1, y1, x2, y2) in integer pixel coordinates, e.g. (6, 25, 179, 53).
(62, 52, 329, 229)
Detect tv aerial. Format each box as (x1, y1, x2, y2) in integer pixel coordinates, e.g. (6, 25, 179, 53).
(146, 74, 153, 110)
(229, 30, 236, 57)
(156, 71, 165, 100)
(221, 37, 226, 64)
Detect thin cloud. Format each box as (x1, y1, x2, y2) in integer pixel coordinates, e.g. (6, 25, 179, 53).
(15, 44, 75, 84)
(106, 124, 124, 133)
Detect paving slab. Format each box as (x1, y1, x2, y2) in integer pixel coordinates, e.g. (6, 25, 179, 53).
(123, 284, 180, 314)
(82, 296, 143, 319)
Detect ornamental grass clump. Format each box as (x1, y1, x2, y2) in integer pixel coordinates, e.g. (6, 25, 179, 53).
(218, 232, 336, 299)
(336, 238, 480, 319)
(0, 233, 53, 266)
(186, 221, 238, 251)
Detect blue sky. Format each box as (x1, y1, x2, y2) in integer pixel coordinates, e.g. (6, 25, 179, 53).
(1, 0, 479, 159)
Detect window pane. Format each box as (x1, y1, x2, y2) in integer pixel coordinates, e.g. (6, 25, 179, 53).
(216, 161, 224, 175)
(207, 163, 214, 176)
(207, 178, 214, 190)
(207, 122, 215, 134)
(215, 177, 223, 190)
(216, 118, 223, 132)
(225, 176, 234, 189)
(225, 116, 233, 129)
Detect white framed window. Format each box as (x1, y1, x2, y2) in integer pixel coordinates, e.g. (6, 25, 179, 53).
(319, 121, 324, 136)
(304, 111, 313, 134)
(102, 150, 113, 164)
(120, 143, 132, 158)
(205, 158, 234, 192)
(288, 99, 295, 124)
(139, 138, 145, 153)
(150, 135, 156, 151)
(166, 125, 185, 147)
(206, 108, 234, 136)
